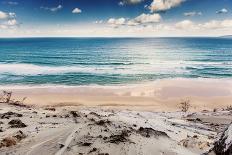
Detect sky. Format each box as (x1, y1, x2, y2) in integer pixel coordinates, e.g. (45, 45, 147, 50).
(0, 0, 232, 37)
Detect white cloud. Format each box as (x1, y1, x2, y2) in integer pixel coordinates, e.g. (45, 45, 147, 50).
(2, 15, 232, 37)
(119, 0, 143, 6)
(184, 11, 202, 17)
(132, 13, 161, 24)
(50, 5, 62, 12)
(4, 1, 18, 5)
(41, 5, 63, 12)
(202, 20, 220, 29)
(221, 20, 232, 27)
(95, 20, 103, 24)
(175, 20, 196, 29)
(72, 8, 82, 14)
(0, 25, 8, 29)
(6, 19, 17, 26)
(0, 11, 18, 29)
(9, 12, 16, 18)
(216, 8, 228, 14)
(0, 19, 18, 29)
(0, 11, 8, 19)
(0, 11, 16, 20)
(202, 20, 232, 29)
(174, 19, 232, 31)
(107, 13, 161, 27)
(118, 2, 124, 6)
(2, 19, 232, 37)
(149, 0, 185, 12)
(107, 18, 126, 27)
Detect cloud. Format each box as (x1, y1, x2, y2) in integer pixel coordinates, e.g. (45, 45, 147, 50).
(0, 25, 8, 29)
(175, 20, 196, 29)
(0, 19, 18, 29)
(0, 10, 18, 29)
(132, 13, 161, 24)
(0, 11, 8, 19)
(174, 19, 232, 31)
(3, 18, 232, 37)
(202, 20, 232, 29)
(6, 19, 17, 26)
(184, 11, 202, 17)
(41, 5, 63, 12)
(3, 1, 18, 5)
(107, 13, 161, 27)
(95, 20, 103, 24)
(0, 11, 16, 19)
(216, 8, 228, 14)
(119, 0, 144, 6)
(118, 2, 124, 6)
(72, 8, 82, 14)
(107, 18, 126, 27)
(9, 12, 16, 18)
(149, 0, 185, 12)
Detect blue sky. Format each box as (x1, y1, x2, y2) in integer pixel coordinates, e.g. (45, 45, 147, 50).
(0, 0, 232, 37)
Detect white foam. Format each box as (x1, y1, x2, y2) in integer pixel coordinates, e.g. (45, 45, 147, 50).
(0, 63, 185, 75)
(0, 61, 230, 76)
(0, 63, 96, 75)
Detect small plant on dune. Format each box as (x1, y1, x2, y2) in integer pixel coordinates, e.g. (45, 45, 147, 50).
(226, 105, 232, 111)
(179, 99, 191, 113)
(0, 91, 12, 103)
(0, 91, 27, 107)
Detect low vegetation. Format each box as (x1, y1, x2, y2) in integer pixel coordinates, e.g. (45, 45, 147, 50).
(179, 99, 191, 113)
(0, 91, 27, 107)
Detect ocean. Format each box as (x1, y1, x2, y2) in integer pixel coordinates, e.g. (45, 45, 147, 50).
(0, 37, 231, 86)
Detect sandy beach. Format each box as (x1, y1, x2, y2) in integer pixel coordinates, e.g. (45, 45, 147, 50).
(0, 78, 231, 155)
(1, 78, 232, 111)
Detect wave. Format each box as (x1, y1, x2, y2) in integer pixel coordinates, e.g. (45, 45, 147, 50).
(0, 62, 231, 76)
(0, 64, 98, 75)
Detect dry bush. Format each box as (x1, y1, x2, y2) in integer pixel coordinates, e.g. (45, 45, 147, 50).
(0, 137, 17, 148)
(226, 105, 232, 111)
(0, 91, 12, 103)
(179, 99, 191, 112)
(0, 90, 27, 107)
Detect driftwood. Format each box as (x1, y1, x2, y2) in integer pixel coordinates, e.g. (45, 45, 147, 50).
(0, 91, 28, 107)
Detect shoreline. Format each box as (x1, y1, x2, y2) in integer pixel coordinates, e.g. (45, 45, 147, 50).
(1, 77, 232, 88)
(0, 78, 232, 111)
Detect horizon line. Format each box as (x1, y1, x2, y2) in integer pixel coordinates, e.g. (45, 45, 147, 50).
(0, 36, 229, 39)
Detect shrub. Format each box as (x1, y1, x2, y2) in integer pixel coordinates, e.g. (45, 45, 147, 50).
(179, 100, 191, 112)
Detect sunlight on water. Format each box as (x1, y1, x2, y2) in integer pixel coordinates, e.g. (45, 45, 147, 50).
(0, 38, 232, 85)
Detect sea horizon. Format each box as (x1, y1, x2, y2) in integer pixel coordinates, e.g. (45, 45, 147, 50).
(0, 36, 230, 39)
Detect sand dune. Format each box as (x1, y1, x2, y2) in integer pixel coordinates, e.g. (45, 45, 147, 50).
(0, 102, 231, 155)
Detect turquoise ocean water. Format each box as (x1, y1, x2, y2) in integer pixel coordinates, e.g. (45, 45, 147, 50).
(0, 37, 231, 86)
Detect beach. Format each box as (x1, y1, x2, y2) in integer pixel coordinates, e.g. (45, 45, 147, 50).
(0, 79, 231, 155)
(0, 92, 231, 155)
(1, 78, 232, 111)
